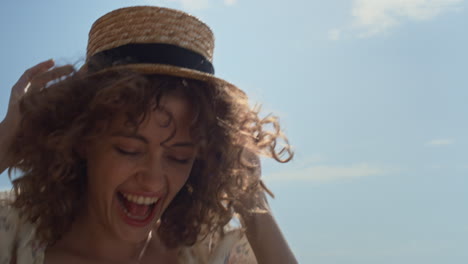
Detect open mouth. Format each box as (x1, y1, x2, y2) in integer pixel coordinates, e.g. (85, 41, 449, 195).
(116, 191, 159, 226)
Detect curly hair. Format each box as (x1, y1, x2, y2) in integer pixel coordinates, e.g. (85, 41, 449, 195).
(5, 69, 292, 248)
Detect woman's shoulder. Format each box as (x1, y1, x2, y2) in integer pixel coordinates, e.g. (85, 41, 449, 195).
(0, 190, 21, 263)
(180, 228, 257, 264)
(0, 189, 45, 264)
(0, 190, 20, 234)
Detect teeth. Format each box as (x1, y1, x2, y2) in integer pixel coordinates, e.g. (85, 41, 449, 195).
(121, 192, 159, 205)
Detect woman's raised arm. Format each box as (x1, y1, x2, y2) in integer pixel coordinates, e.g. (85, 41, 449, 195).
(233, 152, 298, 264)
(234, 186, 298, 264)
(0, 60, 73, 174)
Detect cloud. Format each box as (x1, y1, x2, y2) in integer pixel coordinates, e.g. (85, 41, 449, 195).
(266, 163, 388, 182)
(426, 138, 455, 146)
(333, 0, 464, 38)
(224, 0, 237, 6)
(328, 28, 342, 40)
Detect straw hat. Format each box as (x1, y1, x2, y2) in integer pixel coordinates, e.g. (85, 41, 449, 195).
(82, 6, 241, 93)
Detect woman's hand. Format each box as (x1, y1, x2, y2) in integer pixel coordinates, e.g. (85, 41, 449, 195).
(0, 60, 74, 174)
(4, 59, 74, 130)
(231, 150, 298, 264)
(232, 150, 272, 221)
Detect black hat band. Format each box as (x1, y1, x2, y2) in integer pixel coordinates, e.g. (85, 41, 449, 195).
(87, 43, 215, 74)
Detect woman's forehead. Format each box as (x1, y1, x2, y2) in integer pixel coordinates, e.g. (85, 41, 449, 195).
(158, 94, 193, 118)
(107, 95, 195, 142)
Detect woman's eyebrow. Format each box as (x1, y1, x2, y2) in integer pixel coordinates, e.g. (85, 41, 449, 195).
(111, 132, 149, 144)
(112, 132, 193, 149)
(169, 142, 195, 148)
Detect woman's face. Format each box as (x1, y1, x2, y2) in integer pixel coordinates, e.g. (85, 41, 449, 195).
(83, 94, 196, 243)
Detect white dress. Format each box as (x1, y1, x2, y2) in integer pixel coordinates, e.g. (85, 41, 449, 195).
(0, 190, 257, 264)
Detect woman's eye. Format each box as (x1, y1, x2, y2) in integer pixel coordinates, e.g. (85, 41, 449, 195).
(168, 156, 191, 164)
(114, 146, 141, 156)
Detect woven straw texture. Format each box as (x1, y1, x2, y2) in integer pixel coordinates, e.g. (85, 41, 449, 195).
(87, 6, 215, 61)
(82, 6, 244, 96)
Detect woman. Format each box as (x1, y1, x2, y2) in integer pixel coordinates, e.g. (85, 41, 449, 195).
(0, 6, 297, 264)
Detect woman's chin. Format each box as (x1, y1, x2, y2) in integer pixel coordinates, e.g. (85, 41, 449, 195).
(112, 216, 154, 244)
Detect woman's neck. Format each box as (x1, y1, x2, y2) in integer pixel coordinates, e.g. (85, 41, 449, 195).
(51, 207, 149, 263)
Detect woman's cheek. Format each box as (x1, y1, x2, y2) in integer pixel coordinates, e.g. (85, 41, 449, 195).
(168, 163, 193, 188)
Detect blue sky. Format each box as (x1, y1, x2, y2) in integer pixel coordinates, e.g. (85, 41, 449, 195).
(1, 1, 467, 263)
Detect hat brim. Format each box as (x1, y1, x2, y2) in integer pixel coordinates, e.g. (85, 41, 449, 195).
(80, 63, 245, 97)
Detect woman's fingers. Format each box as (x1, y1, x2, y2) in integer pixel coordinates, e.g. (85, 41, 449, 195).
(12, 59, 55, 98)
(5, 60, 74, 127)
(23, 59, 55, 81)
(29, 65, 74, 90)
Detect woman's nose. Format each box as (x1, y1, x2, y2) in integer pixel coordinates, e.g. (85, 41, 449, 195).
(135, 154, 167, 190)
